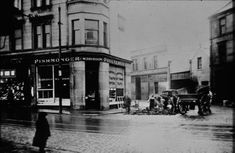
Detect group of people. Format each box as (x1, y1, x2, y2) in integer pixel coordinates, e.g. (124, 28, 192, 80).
(148, 93, 178, 113)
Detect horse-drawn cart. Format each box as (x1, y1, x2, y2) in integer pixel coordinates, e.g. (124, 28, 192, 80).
(177, 94, 198, 115)
(177, 86, 212, 115)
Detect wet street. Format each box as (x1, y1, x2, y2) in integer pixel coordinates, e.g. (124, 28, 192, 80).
(0, 105, 234, 153)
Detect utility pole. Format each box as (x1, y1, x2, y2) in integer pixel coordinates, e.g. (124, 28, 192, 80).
(58, 6, 62, 114)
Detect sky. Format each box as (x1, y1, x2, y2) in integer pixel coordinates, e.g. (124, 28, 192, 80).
(110, 0, 231, 59)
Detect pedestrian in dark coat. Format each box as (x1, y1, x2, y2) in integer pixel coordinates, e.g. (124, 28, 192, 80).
(33, 112, 51, 153)
(124, 95, 131, 114)
(148, 95, 155, 110)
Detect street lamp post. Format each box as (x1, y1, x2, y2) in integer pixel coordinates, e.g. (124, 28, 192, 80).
(58, 6, 62, 114)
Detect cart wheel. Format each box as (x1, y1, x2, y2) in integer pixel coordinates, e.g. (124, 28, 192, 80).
(178, 103, 187, 115)
(199, 95, 211, 116)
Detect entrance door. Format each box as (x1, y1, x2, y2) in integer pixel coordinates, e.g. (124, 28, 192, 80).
(136, 77, 141, 100)
(154, 82, 158, 94)
(85, 61, 100, 109)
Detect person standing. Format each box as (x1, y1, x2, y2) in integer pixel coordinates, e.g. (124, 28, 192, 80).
(33, 112, 51, 153)
(148, 95, 155, 110)
(124, 95, 131, 114)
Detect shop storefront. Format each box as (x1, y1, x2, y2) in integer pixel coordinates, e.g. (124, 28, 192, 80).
(34, 52, 131, 110)
(0, 52, 131, 110)
(0, 57, 32, 106)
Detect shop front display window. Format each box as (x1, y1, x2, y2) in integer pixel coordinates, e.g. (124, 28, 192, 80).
(109, 66, 124, 103)
(37, 66, 53, 99)
(37, 65, 70, 105)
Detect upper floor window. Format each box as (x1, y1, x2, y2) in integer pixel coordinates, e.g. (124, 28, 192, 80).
(103, 22, 108, 47)
(14, 0, 22, 10)
(31, 0, 51, 10)
(34, 23, 51, 49)
(219, 17, 226, 35)
(15, 29, 22, 50)
(153, 56, 158, 69)
(72, 19, 80, 45)
(85, 20, 99, 45)
(143, 57, 147, 70)
(132, 59, 138, 71)
(197, 57, 202, 70)
(226, 40, 234, 62)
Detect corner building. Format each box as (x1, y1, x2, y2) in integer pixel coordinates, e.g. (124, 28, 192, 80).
(0, 0, 131, 110)
(209, 3, 235, 102)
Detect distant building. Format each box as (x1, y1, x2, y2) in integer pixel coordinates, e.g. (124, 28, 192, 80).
(0, 0, 131, 110)
(190, 47, 211, 87)
(209, 1, 235, 102)
(130, 45, 212, 99)
(130, 46, 169, 100)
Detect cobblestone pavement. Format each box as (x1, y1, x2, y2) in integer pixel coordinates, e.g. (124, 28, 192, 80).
(1, 105, 234, 153)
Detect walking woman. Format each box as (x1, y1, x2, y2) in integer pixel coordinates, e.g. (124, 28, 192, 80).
(33, 112, 51, 153)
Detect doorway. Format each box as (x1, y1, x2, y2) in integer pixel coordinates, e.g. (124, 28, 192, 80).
(85, 61, 100, 109)
(136, 77, 141, 100)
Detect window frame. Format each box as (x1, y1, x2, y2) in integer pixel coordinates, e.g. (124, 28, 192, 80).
(14, 0, 22, 10)
(103, 22, 108, 47)
(72, 19, 80, 45)
(219, 17, 226, 35)
(14, 28, 23, 50)
(85, 19, 99, 45)
(33, 22, 52, 49)
(197, 57, 202, 70)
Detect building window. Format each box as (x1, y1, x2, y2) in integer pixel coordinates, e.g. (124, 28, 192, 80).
(103, 22, 108, 47)
(85, 20, 99, 45)
(226, 40, 234, 62)
(31, 0, 51, 10)
(197, 57, 202, 70)
(72, 19, 80, 45)
(44, 24, 51, 48)
(219, 17, 226, 35)
(217, 41, 227, 64)
(15, 29, 22, 50)
(37, 65, 69, 100)
(143, 57, 147, 70)
(34, 23, 51, 49)
(14, 0, 22, 10)
(153, 56, 158, 69)
(132, 59, 138, 71)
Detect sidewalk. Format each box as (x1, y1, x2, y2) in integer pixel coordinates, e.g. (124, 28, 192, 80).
(38, 107, 126, 116)
(37, 100, 149, 116)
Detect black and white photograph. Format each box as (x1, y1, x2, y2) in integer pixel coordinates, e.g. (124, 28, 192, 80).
(0, 0, 234, 152)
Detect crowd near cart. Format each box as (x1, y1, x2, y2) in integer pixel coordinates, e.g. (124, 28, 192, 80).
(132, 86, 213, 116)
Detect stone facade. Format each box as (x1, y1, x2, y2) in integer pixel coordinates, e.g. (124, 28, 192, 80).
(209, 3, 235, 102)
(0, 0, 131, 110)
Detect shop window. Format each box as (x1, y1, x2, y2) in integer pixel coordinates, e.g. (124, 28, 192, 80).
(85, 20, 99, 45)
(37, 66, 53, 99)
(34, 23, 51, 49)
(72, 19, 80, 45)
(37, 65, 69, 100)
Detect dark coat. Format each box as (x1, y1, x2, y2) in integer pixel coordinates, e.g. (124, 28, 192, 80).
(33, 112, 51, 148)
